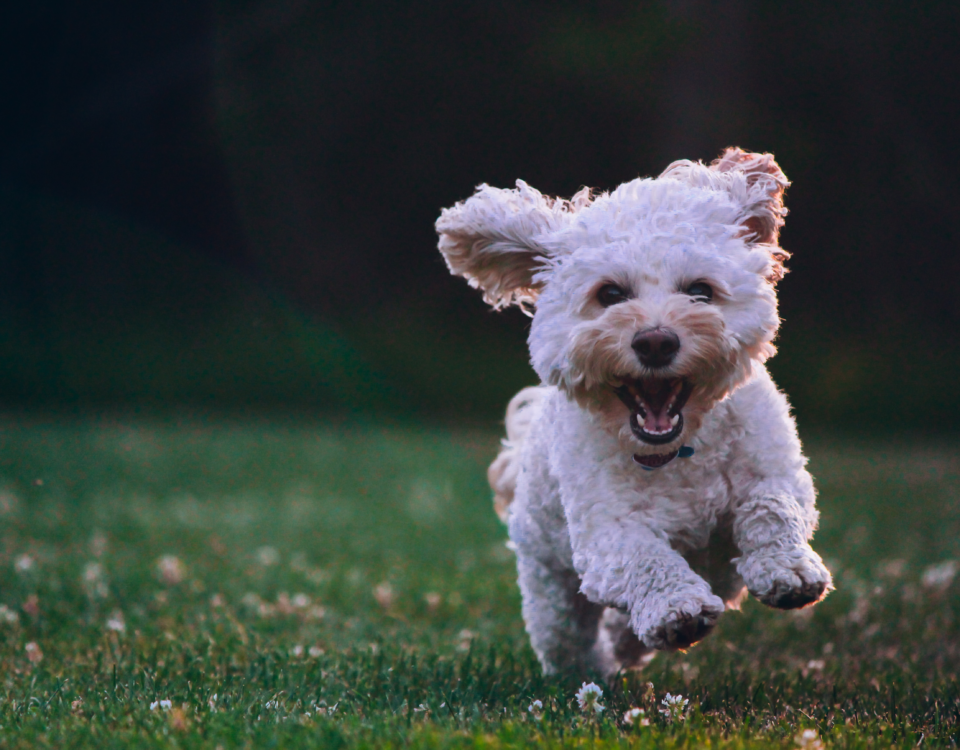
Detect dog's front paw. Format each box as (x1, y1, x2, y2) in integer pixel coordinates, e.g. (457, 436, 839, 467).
(635, 590, 725, 651)
(739, 546, 833, 610)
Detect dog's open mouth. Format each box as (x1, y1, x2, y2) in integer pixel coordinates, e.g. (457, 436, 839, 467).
(615, 377, 693, 446)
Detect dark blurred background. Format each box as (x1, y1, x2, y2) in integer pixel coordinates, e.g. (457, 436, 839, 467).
(3, 0, 958, 429)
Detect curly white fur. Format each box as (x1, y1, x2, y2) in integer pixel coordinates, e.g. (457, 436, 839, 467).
(436, 148, 833, 678)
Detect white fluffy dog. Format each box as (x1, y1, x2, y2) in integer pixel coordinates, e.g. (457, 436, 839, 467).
(436, 148, 833, 677)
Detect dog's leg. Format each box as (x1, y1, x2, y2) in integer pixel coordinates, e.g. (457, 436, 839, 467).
(725, 367, 833, 609)
(515, 552, 606, 674)
(572, 527, 726, 652)
(592, 607, 655, 677)
(733, 493, 833, 609)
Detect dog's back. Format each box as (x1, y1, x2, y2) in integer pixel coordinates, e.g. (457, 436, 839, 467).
(487, 386, 548, 521)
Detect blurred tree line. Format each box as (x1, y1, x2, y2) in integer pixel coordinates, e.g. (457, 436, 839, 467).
(2, 0, 958, 429)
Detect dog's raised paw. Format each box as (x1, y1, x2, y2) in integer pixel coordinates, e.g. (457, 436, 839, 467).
(740, 547, 833, 610)
(638, 594, 725, 651)
(758, 578, 827, 610)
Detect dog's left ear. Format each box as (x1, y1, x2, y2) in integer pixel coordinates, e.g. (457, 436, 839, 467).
(436, 180, 585, 308)
(708, 147, 789, 247)
(662, 147, 790, 281)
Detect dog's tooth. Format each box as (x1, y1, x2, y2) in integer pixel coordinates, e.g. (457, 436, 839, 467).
(670, 414, 680, 426)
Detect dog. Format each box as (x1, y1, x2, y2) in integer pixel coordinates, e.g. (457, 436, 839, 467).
(436, 148, 833, 677)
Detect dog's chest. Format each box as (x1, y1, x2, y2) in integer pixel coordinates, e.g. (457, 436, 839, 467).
(549, 397, 739, 549)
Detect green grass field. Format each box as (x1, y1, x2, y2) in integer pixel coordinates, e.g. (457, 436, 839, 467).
(1, 415, 959, 748)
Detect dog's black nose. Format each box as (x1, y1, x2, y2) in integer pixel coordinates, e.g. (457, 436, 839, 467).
(632, 328, 680, 368)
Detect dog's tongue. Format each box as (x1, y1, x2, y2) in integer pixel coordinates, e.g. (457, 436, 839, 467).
(642, 409, 674, 434)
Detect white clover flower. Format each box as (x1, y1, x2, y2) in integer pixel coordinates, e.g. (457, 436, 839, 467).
(83, 562, 103, 583)
(150, 699, 172, 711)
(373, 582, 394, 609)
(921, 560, 958, 590)
(795, 728, 824, 749)
(106, 611, 126, 633)
(291, 644, 304, 657)
(659, 693, 689, 721)
(0, 605, 19, 625)
(308, 646, 325, 658)
(623, 707, 649, 726)
(528, 699, 543, 718)
(82, 562, 109, 599)
(156, 555, 186, 586)
(291, 593, 310, 609)
(24, 641, 42, 663)
(257, 547, 280, 566)
(307, 605, 326, 621)
(575, 682, 605, 713)
(424, 592, 442, 610)
(15, 554, 35, 573)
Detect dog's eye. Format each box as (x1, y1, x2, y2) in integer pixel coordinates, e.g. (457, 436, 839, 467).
(597, 284, 629, 307)
(684, 282, 714, 301)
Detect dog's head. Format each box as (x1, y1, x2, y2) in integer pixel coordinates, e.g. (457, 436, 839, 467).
(437, 148, 790, 458)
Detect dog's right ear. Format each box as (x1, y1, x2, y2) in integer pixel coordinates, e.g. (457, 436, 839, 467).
(436, 180, 585, 309)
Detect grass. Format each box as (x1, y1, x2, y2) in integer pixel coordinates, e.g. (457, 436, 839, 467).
(0, 414, 959, 748)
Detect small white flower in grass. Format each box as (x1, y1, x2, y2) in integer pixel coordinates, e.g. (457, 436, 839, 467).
(575, 682, 605, 714)
(292, 593, 310, 609)
(291, 644, 304, 657)
(528, 699, 543, 718)
(921, 560, 958, 590)
(456, 628, 475, 651)
(83, 562, 109, 599)
(308, 645, 325, 658)
(795, 728, 824, 749)
(106, 611, 126, 633)
(659, 693, 689, 721)
(84, 563, 102, 582)
(307, 605, 326, 620)
(150, 699, 172, 711)
(24, 641, 42, 664)
(623, 707, 649, 726)
(373, 582, 394, 609)
(257, 546, 280, 566)
(424, 592, 442, 611)
(0, 605, 19, 625)
(156, 555, 186, 586)
(15, 554, 34, 573)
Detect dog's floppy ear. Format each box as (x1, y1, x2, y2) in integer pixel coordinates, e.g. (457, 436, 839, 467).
(436, 180, 585, 309)
(708, 147, 789, 248)
(661, 147, 790, 281)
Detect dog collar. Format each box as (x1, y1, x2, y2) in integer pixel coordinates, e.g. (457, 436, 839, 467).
(633, 445, 694, 471)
